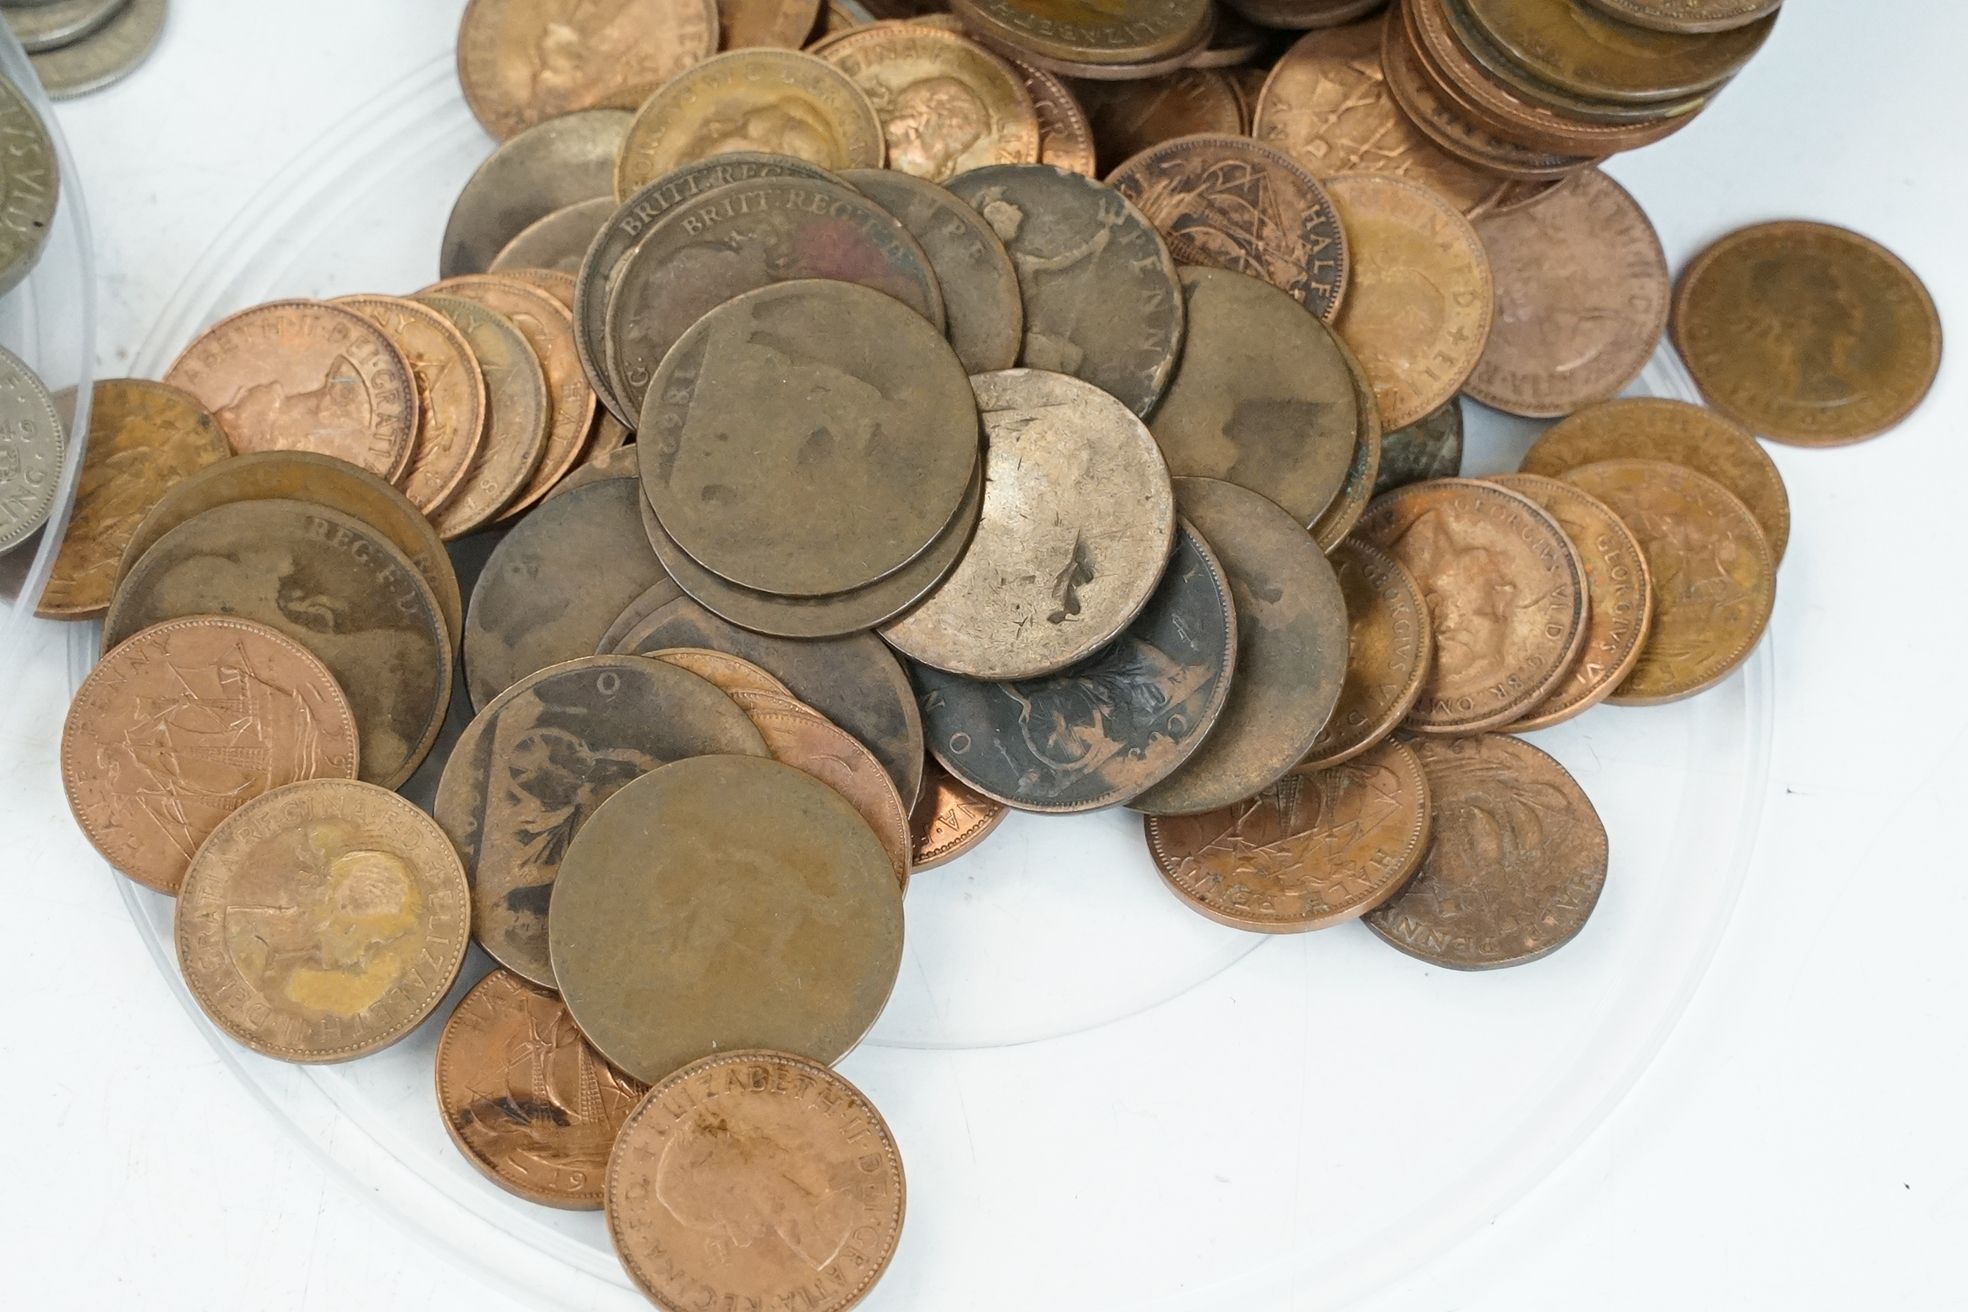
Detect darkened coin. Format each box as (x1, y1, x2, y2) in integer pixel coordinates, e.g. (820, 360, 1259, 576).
(412, 293, 552, 538)
(1010, 56, 1098, 175)
(1226, 0, 1386, 28)
(435, 655, 769, 986)
(334, 296, 488, 516)
(1308, 337, 1383, 550)
(26, 0, 164, 99)
(951, 0, 1213, 68)
(1461, 0, 1774, 103)
(1367, 734, 1608, 969)
(0, 74, 58, 294)
(1373, 396, 1463, 496)
(644, 646, 794, 700)
(720, 0, 825, 49)
(0, 348, 63, 553)
(1069, 68, 1242, 174)
(915, 520, 1237, 812)
(911, 754, 1010, 870)
(594, 573, 684, 654)
(818, 24, 1041, 181)
(555, 432, 635, 499)
(1298, 538, 1430, 771)
(550, 755, 904, 1082)
(489, 196, 616, 275)
(439, 109, 631, 277)
(1579, 0, 1780, 35)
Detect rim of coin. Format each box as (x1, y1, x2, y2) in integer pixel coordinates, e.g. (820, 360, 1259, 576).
(1374, 395, 1466, 497)
(0, 342, 67, 553)
(6, 0, 128, 54)
(1459, 0, 1775, 105)
(1074, 68, 1243, 176)
(1578, 0, 1782, 36)
(0, 73, 60, 295)
(592, 574, 684, 654)
(332, 295, 490, 516)
(27, 0, 166, 99)
(1297, 537, 1433, 771)
(438, 108, 631, 277)
(1008, 56, 1098, 175)
(910, 756, 1011, 871)
(641, 646, 796, 700)
(950, 0, 1213, 69)
(408, 292, 553, 538)
(488, 196, 617, 274)
(1309, 336, 1386, 551)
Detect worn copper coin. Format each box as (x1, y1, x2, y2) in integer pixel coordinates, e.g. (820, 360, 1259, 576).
(1373, 396, 1463, 496)
(1070, 68, 1242, 173)
(1461, 0, 1774, 103)
(1010, 57, 1098, 175)
(507, 264, 577, 309)
(334, 296, 488, 515)
(410, 293, 552, 537)
(439, 109, 631, 277)
(1308, 337, 1384, 551)
(911, 754, 1010, 870)
(644, 646, 795, 700)
(1298, 537, 1431, 770)
(489, 196, 616, 275)
(1367, 734, 1608, 969)
(819, 25, 1041, 181)
(1579, 0, 1781, 36)
(594, 574, 685, 654)
(1226, 0, 1387, 28)
(722, 0, 825, 47)
(953, 0, 1212, 67)
(0, 73, 58, 295)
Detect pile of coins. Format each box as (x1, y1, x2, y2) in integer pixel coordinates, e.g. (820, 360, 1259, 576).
(0, 66, 62, 556)
(1, 0, 167, 98)
(49, 1, 1947, 1309)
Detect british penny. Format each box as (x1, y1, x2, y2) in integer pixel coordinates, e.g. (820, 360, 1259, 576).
(1373, 396, 1463, 496)
(1562, 458, 1775, 703)
(914, 521, 1237, 812)
(1298, 537, 1430, 770)
(434, 655, 769, 986)
(411, 293, 552, 538)
(1466, 169, 1669, 418)
(818, 25, 1041, 181)
(0, 74, 58, 295)
(643, 646, 796, 700)
(1308, 337, 1384, 550)
(1010, 57, 1098, 175)
(1107, 134, 1349, 319)
(456, 0, 718, 139)
(606, 1050, 905, 1312)
(176, 780, 470, 1060)
(1326, 171, 1495, 429)
(1670, 221, 1941, 446)
(1579, 0, 1781, 36)
(947, 163, 1184, 416)
(1069, 68, 1242, 174)
(24, 0, 164, 99)
(62, 617, 360, 895)
(435, 969, 646, 1210)
(910, 754, 1010, 870)
(882, 368, 1175, 680)
(953, 0, 1212, 66)
(489, 196, 616, 275)
(334, 296, 488, 516)
(1356, 478, 1587, 734)
(1367, 734, 1608, 969)
(585, 410, 631, 458)
(164, 300, 419, 482)
(721, 0, 825, 48)
(594, 575, 686, 654)
(439, 109, 631, 278)
(1188, 4, 1271, 64)
(1460, 0, 1774, 103)
(549, 755, 905, 1082)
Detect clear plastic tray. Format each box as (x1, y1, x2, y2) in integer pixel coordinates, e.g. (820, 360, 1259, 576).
(81, 53, 1773, 1312)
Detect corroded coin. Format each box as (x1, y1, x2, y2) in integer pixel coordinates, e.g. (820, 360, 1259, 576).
(721, 0, 825, 48)
(1562, 458, 1775, 704)
(434, 656, 769, 986)
(550, 756, 905, 1082)
(1461, 0, 1774, 103)
(1579, 0, 1781, 36)
(819, 24, 1041, 181)
(0, 73, 58, 295)
(1367, 734, 1608, 969)
(911, 755, 1010, 870)
(1147, 737, 1430, 931)
(1298, 538, 1430, 770)
(176, 779, 470, 1060)
(606, 1050, 905, 1312)
(644, 646, 795, 700)
(62, 617, 360, 895)
(439, 109, 631, 277)
(883, 368, 1175, 680)
(1357, 479, 1587, 735)
(1010, 57, 1098, 175)
(489, 196, 616, 274)
(436, 970, 646, 1210)
(1670, 220, 1941, 446)
(1373, 396, 1463, 496)
(1308, 337, 1383, 551)
(412, 293, 552, 538)
(1070, 68, 1242, 173)
(334, 296, 488, 516)
(952, 0, 1213, 68)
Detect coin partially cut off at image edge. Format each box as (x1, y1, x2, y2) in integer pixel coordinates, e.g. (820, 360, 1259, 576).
(411, 292, 553, 539)
(1374, 396, 1464, 497)
(910, 753, 1010, 871)
(332, 295, 489, 518)
(1298, 537, 1432, 772)
(438, 108, 631, 278)
(489, 196, 617, 274)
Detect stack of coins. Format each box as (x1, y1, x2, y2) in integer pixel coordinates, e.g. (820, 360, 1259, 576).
(2, 0, 167, 98)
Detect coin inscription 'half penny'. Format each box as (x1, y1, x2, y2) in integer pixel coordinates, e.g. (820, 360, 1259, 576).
(1299, 538, 1430, 771)
(911, 755, 1010, 871)
(952, 0, 1213, 68)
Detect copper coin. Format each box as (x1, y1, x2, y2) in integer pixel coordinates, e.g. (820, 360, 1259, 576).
(882, 368, 1175, 680)
(1356, 478, 1587, 734)
(818, 25, 1041, 181)
(595, 575, 686, 654)
(1326, 171, 1494, 429)
(1298, 537, 1431, 770)
(1373, 395, 1463, 496)
(1367, 734, 1608, 969)
(1561, 458, 1775, 704)
(721, 0, 825, 48)
(1226, 0, 1387, 28)
(946, 163, 1184, 417)
(1523, 396, 1790, 560)
(549, 756, 904, 1082)
(910, 754, 1010, 870)
(1188, 4, 1271, 63)
(586, 409, 631, 457)
(1133, 478, 1349, 815)
(435, 970, 647, 1210)
(1147, 737, 1431, 931)
(951, 0, 1213, 68)
(489, 196, 616, 274)
(457, 0, 718, 139)
(62, 617, 360, 895)
(176, 779, 470, 1060)
(1460, 0, 1773, 103)
(1466, 169, 1668, 418)
(1487, 473, 1653, 729)
(334, 296, 489, 515)
(435, 655, 769, 985)
(38, 380, 229, 620)
(606, 1050, 905, 1312)
(1009, 56, 1098, 175)
(1670, 220, 1941, 446)
(1308, 336, 1384, 550)
(504, 263, 580, 310)
(164, 300, 419, 482)
(1579, 0, 1781, 35)
(439, 109, 631, 277)
(410, 293, 553, 537)
(1069, 67, 1242, 174)
(643, 646, 795, 700)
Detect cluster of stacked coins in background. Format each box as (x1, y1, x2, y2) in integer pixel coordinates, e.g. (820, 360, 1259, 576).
(0, 0, 167, 98)
(47, 0, 1944, 1309)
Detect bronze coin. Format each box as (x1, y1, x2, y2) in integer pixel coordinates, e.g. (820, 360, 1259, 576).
(435, 969, 647, 1210)
(1356, 478, 1587, 734)
(439, 109, 631, 277)
(586, 409, 632, 456)
(549, 755, 905, 1082)
(106, 498, 454, 789)
(914, 520, 1237, 812)
(606, 1050, 905, 1312)
(334, 295, 489, 516)
(411, 293, 553, 538)
(1298, 537, 1431, 770)
(595, 575, 685, 654)
(554, 437, 642, 506)
(62, 617, 360, 895)
(1670, 220, 1941, 446)
(1188, 4, 1271, 64)
(435, 655, 770, 986)
(1308, 336, 1384, 550)
(1069, 67, 1242, 174)
(1367, 733, 1608, 969)
(818, 25, 1041, 181)
(519, 262, 602, 309)
(1460, 0, 1774, 103)
(1561, 458, 1774, 704)
(951, 0, 1214, 68)
(164, 300, 419, 482)
(1009, 56, 1099, 175)
(910, 754, 1010, 870)
(176, 779, 470, 1059)
(946, 163, 1184, 417)
(721, 0, 826, 48)
(489, 196, 617, 275)
(1226, 0, 1387, 28)
(1146, 737, 1431, 931)
(1373, 395, 1464, 496)
(38, 380, 229, 619)
(882, 368, 1175, 680)
(643, 646, 795, 700)
(1579, 0, 1781, 36)
(1133, 478, 1349, 815)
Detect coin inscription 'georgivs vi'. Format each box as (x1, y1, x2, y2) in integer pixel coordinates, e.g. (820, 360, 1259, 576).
(411, 293, 553, 539)
(1299, 538, 1430, 771)
(911, 755, 1010, 871)
(818, 25, 1041, 181)
(333, 296, 487, 516)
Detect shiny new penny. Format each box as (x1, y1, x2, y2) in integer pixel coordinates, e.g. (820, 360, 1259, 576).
(334, 296, 488, 515)
(489, 196, 615, 274)
(1562, 458, 1775, 704)
(1357, 479, 1587, 734)
(606, 1050, 905, 1312)
(164, 300, 418, 481)
(644, 647, 795, 700)
(721, 0, 824, 48)
(1070, 68, 1242, 174)
(1011, 57, 1098, 175)
(1374, 396, 1464, 496)
(952, 0, 1213, 67)
(911, 755, 1010, 870)
(62, 617, 359, 895)
(1671, 221, 1941, 446)
(411, 293, 552, 538)
(1147, 737, 1430, 931)
(1579, 0, 1781, 36)
(1298, 537, 1430, 771)
(176, 780, 470, 1059)
(1367, 734, 1608, 969)
(818, 25, 1041, 181)
(1461, 0, 1774, 103)
(1309, 338, 1384, 551)
(436, 970, 647, 1210)
(439, 109, 631, 277)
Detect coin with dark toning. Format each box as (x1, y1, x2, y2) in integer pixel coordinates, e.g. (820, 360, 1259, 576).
(1461, 0, 1774, 103)
(951, 0, 1213, 69)
(0, 74, 58, 295)
(1070, 68, 1243, 173)
(1579, 0, 1781, 36)
(334, 296, 488, 516)
(1298, 537, 1430, 771)
(438, 109, 631, 277)
(412, 293, 552, 538)
(911, 755, 1010, 870)
(489, 197, 615, 274)
(1367, 734, 1608, 970)
(1373, 397, 1463, 496)
(644, 647, 794, 701)
(818, 25, 1041, 181)
(1309, 339, 1383, 551)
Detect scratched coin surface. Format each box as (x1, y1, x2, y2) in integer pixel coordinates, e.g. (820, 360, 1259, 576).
(1579, 0, 1781, 36)
(175, 780, 470, 1060)
(882, 368, 1175, 680)
(1671, 221, 1941, 446)
(62, 617, 360, 895)
(951, 0, 1213, 67)
(1461, 0, 1774, 103)
(819, 25, 1041, 181)
(1367, 734, 1608, 970)
(436, 969, 647, 1210)
(911, 755, 1010, 870)
(606, 1050, 905, 1312)
(1373, 396, 1463, 496)
(1357, 479, 1587, 735)
(435, 656, 769, 986)
(438, 109, 631, 277)
(334, 296, 488, 516)
(489, 196, 615, 274)
(1070, 68, 1243, 173)
(1299, 538, 1431, 770)
(1309, 338, 1384, 551)
(1562, 458, 1775, 704)
(0, 73, 58, 295)
(411, 293, 552, 538)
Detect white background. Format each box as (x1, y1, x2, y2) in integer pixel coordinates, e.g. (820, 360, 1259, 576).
(5, 1, 1967, 1308)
